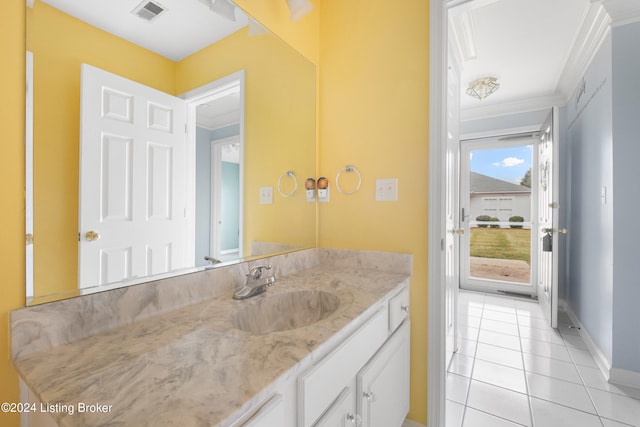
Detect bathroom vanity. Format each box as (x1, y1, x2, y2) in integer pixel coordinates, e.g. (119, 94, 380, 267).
(11, 249, 411, 427)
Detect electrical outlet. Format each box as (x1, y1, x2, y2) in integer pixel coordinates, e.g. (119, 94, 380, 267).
(259, 186, 273, 204)
(375, 178, 398, 201)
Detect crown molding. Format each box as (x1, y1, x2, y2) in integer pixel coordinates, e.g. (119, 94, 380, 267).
(461, 94, 565, 121)
(556, 2, 611, 106)
(600, 0, 640, 26)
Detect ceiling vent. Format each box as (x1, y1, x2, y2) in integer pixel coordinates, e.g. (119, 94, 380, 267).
(132, 0, 167, 22)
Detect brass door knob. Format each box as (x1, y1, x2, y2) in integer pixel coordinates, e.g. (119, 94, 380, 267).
(85, 231, 101, 241)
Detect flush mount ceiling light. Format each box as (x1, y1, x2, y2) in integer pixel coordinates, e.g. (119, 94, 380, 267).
(466, 77, 500, 100)
(285, 0, 313, 22)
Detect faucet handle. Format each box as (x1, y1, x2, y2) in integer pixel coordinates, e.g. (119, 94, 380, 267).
(248, 264, 272, 279)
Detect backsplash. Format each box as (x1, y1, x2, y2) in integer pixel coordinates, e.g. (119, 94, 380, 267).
(11, 248, 411, 360)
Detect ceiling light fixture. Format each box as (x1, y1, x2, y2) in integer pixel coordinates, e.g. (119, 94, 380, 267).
(285, 0, 313, 22)
(466, 77, 500, 100)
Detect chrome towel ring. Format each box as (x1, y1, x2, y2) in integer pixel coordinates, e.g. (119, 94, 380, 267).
(335, 164, 361, 195)
(277, 170, 298, 197)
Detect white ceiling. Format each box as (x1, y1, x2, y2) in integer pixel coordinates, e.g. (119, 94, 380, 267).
(41, 0, 249, 61)
(452, 0, 590, 119)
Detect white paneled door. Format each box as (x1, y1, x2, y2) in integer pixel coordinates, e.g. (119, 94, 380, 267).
(79, 64, 188, 288)
(537, 107, 562, 328)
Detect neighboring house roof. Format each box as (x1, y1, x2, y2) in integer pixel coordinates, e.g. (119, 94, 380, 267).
(470, 172, 531, 194)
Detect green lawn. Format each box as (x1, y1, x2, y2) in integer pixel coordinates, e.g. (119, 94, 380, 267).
(469, 227, 531, 263)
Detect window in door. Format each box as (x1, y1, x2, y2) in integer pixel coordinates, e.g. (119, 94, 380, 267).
(460, 138, 537, 294)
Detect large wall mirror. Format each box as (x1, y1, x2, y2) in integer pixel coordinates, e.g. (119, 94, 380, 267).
(26, 0, 316, 305)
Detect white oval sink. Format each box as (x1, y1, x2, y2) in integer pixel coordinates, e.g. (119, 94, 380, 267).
(232, 290, 340, 335)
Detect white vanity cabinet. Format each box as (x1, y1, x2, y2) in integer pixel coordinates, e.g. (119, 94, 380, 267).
(298, 284, 410, 427)
(357, 320, 410, 427)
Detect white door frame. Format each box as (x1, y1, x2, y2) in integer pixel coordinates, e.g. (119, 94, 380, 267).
(181, 70, 245, 261)
(26, 50, 34, 300)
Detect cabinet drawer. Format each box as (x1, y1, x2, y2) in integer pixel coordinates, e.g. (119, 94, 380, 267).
(298, 307, 388, 427)
(388, 286, 409, 332)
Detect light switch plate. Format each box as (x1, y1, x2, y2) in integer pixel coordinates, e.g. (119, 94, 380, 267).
(375, 178, 398, 201)
(260, 186, 273, 204)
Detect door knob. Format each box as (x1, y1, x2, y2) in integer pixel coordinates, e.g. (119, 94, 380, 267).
(85, 231, 101, 241)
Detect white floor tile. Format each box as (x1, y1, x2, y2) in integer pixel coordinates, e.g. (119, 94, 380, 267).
(481, 318, 520, 336)
(460, 325, 480, 341)
(466, 380, 531, 426)
(558, 323, 581, 336)
(526, 372, 596, 414)
(530, 397, 602, 427)
(518, 326, 564, 345)
(476, 342, 524, 369)
(473, 359, 527, 393)
(449, 353, 474, 377)
(463, 407, 527, 427)
(517, 315, 550, 329)
(478, 330, 522, 351)
(459, 315, 481, 328)
(447, 373, 471, 404)
(522, 352, 582, 384)
(520, 338, 572, 362)
(515, 302, 546, 320)
(460, 306, 484, 319)
(457, 338, 477, 358)
(567, 346, 599, 368)
(446, 399, 465, 427)
(576, 365, 640, 400)
(601, 418, 635, 427)
(483, 309, 519, 324)
(561, 333, 589, 350)
(588, 387, 640, 426)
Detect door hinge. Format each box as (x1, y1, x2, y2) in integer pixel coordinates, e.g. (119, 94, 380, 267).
(26, 233, 34, 245)
(441, 238, 445, 251)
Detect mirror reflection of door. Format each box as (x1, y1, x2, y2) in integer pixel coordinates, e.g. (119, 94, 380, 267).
(212, 138, 240, 262)
(193, 77, 244, 266)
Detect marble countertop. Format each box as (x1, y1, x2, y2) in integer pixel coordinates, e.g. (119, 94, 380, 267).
(13, 264, 409, 426)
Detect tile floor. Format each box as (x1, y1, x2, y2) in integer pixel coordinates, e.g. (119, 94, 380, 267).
(446, 291, 640, 427)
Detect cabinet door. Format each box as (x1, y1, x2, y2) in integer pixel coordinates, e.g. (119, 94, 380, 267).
(314, 387, 358, 427)
(357, 320, 410, 427)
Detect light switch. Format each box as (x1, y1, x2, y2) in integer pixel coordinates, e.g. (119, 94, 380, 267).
(375, 178, 398, 201)
(260, 186, 273, 204)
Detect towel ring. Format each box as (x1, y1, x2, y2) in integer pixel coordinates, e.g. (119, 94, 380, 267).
(335, 164, 361, 195)
(277, 170, 298, 197)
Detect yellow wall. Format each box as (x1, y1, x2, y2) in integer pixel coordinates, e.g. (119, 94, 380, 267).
(4, 0, 428, 425)
(28, 2, 176, 296)
(176, 29, 316, 255)
(318, 0, 430, 423)
(0, 1, 26, 425)
(234, 0, 320, 65)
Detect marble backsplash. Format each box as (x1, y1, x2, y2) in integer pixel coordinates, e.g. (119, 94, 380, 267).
(11, 248, 411, 360)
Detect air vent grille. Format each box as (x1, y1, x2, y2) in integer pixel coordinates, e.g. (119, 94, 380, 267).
(132, 0, 167, 22)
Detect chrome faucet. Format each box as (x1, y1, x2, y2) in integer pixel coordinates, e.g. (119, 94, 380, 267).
(233, 264, 276, 300)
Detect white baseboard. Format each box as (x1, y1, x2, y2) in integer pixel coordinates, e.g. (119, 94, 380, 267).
(610, 367, 640, 389)
(403, 419, 426, 427)
(560, 300, 611, 379)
